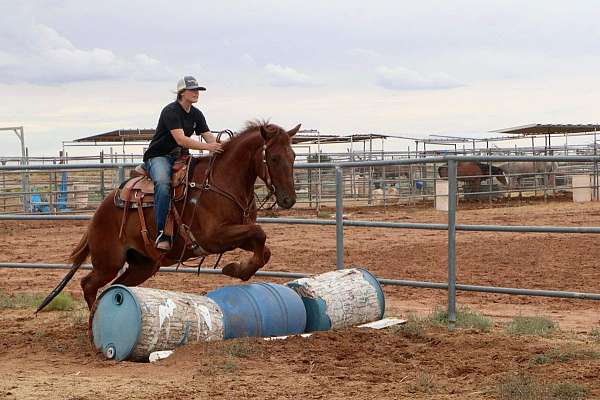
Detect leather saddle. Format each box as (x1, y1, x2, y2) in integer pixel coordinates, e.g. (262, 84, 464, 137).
(114, 156, 191, 208)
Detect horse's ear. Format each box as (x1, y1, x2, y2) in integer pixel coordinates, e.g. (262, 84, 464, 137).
(287, 124, 301, 138)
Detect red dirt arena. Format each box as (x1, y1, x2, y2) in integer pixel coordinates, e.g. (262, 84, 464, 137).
(1, 200, 600, 399)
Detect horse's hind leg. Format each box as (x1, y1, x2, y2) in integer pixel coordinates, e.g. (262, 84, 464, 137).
(112, 249, 159, 286)
(81, 249, 127, 310)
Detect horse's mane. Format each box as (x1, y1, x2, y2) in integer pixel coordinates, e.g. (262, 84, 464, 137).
(242, 119, 272, 134)
(222, 120, 285, 149)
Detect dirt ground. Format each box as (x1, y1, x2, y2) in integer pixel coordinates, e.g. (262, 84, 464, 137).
(1, 200, 600, 399)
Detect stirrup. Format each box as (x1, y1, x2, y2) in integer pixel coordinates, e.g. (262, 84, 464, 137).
(156, 241, 172, 251)
(155, 231, 172, 251)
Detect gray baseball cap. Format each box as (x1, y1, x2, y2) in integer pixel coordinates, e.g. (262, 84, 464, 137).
(176, 76, 206, 92)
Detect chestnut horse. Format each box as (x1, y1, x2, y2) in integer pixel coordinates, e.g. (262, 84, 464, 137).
(438, 161, 507, 194)
(37, 122, 300, 311)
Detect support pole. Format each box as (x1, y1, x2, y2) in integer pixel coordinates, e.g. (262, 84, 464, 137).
(118, 166, 125, 185)
(8, 127, 31, 212)
(100, 150, 106, 199)
(335, 166, 344, 270)
(447, 159, 458, 329)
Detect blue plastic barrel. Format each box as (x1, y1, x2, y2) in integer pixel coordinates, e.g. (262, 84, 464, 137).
(91, 285, 142, 361)
(207, 282, 307, 339)
(91, 285, 224, 361)
(287, 268, 385, 332)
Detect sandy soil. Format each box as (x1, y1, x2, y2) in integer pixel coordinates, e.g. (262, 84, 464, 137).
(1, 200, 600, 399)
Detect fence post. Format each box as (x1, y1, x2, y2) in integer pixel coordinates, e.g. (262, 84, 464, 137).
(100, 151, 105, 199)
(1, 160, 5, 212)
(447, 159, 458, 329)
(118, 166, 125, 185)
(335, 166, 344, 270)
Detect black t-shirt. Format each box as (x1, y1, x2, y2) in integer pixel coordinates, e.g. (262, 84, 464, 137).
(143, 101, 210, 161)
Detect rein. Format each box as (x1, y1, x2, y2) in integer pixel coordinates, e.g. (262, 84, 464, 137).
(172, 128, 280, 271)
(191, 129, 278, 220)
(170, 131, 233, 270)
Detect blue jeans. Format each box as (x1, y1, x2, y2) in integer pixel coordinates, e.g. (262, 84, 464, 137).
(145, 155, 176, 239)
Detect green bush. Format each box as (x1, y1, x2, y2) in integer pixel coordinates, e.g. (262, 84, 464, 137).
(498, 373, 588, 400)
(530, 344, 599, 365)
(430, 306, 493, 332)
(408, 371, 437, 394)
(394, 313, 427, 338)
(497, 373, 540, 399)
(0, 291, 44, 309)
(550, 382, 588, 400)
(506, 315, 556, 337)
(0, 290, 74, 311)
(40, 292, 74, 312)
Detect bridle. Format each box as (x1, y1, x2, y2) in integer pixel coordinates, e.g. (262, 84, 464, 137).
(256, 141, 278, 210)
(190, 128, 283, 220)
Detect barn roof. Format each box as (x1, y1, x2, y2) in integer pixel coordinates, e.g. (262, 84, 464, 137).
(74, 129, 155, 143)
(73, 129, 388, 145)
(492, 124, 600, 135)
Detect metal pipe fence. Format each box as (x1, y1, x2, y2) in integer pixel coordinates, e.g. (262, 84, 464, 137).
(2, 155, 600, 328)
(3, 153, 600, 212)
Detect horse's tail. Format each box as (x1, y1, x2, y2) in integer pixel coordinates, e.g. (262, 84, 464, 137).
(35, 231, 90, 314)
(69, 230, 90, 266)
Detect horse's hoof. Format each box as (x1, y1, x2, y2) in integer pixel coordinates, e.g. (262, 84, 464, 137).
(239, 270, 253, 282)
(222, 262, 242, 279)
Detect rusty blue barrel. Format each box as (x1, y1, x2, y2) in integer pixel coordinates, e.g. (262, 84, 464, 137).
(207, 282, 306, 339)
(91, 285, 224, 361)
(287, 268, 385, 332)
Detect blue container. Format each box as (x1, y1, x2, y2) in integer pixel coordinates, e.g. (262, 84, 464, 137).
(207, 282, 306, 339)
(91, 285, 224, 361)
(91, 285, 143, 361)
(287, 268, 385, 332)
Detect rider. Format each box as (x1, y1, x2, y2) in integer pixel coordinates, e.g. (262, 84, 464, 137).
(143, 76, 224, 251)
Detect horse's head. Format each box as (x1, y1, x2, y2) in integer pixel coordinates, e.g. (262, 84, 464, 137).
(258, 123, 300, 209)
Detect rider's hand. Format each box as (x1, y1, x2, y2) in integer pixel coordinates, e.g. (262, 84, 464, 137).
(207, 142, 224, 154)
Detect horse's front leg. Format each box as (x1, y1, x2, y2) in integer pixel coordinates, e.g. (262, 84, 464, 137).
(210, 224, 269, 281)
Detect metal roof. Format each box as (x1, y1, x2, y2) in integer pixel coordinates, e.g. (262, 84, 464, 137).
(73, 129, 388, 145)
(492, 124, 600, 135)
(299, 133, 388, 144)
(74, 129, 155, 143)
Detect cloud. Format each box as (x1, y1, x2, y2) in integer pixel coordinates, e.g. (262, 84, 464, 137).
(0, 13, 170, 84)
(375, 66, 464, 90)
(241, 53, 256, 66)
(264, 64, 313, 87)
(347, 48, 381, 59)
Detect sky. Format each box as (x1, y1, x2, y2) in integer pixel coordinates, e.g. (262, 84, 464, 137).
(1, 0, 599, 157)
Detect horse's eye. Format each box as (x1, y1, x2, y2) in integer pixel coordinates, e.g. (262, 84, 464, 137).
(270, 154, 281, 163)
